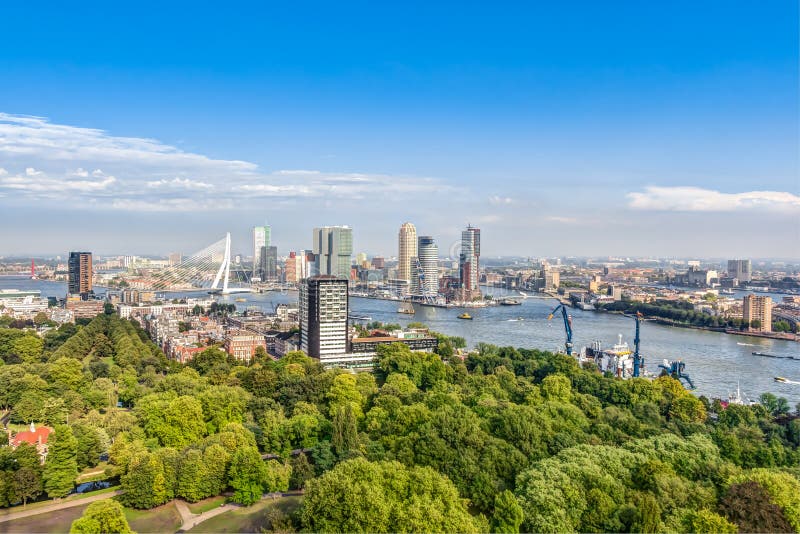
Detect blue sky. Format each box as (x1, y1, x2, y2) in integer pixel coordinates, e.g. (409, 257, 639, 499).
(0, 1, 797, 258)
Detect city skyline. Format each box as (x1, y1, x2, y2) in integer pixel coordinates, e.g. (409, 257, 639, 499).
(0, 3, 798, 258)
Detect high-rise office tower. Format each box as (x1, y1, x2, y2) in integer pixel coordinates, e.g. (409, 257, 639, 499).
(411, 236, 438, 296)
(459, 225, 481, 291)
(743, 294, 772, 332)
(312, 226, 353, 278)
(727, 259, 752, 283)
(68, 251, 93, 299)
(398, 222, 417, 284)
(252, 225, 271, 281)
(299, 275, 349, 363)
(265, 246, 278, 279)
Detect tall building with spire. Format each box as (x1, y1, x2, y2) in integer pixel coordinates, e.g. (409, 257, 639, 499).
(398, 222, 417, 284)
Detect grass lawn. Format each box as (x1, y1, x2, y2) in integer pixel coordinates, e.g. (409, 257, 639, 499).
(76, 461, 110, 482)
(124, 501, 182, 533)
(0, 486, 119, 518)
(186, 496, 302, 534)
(0, 503, 90, 533)
(186, 495, 227, 514)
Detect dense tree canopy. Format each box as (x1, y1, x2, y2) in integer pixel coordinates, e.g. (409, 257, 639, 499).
(0, 314, 798, 534)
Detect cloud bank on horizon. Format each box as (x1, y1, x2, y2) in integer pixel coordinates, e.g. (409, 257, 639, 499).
(0, 113, 447, 211)
(0, 112, 797, 257)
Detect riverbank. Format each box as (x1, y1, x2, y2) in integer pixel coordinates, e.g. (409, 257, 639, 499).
(588, 306, 799, 343)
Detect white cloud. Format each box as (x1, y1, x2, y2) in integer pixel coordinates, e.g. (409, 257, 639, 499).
(488, 195, 513, 206)
(146, 177, 214, 190)
(545, 216, 579, 224)
(0, 113, 452, 210)
(0, 170, 116, 193)
(627, 186, 800, 212)
(111, 198, 234, 212)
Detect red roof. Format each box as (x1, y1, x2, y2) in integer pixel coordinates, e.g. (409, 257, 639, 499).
(10, 426, 52, 447)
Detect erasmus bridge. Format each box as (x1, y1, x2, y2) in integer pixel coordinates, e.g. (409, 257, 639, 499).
(146, 233, 252, 294)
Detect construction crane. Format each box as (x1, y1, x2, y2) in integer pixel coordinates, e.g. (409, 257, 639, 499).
(631, 312, 643, 378)
(547, 303, 573, 356)
(658, 360, 695, 389)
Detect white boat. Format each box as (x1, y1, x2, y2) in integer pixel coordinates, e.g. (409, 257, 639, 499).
(398, 302, 415, 314)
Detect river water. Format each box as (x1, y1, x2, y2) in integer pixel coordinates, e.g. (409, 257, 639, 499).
(3, 277, 798, 405)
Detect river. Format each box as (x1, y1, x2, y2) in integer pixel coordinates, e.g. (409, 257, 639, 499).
(3, 276, 798, 405)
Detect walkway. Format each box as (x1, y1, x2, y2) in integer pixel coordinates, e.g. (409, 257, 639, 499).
(175, 499, 241, 531)
(0, 490, 124, 524)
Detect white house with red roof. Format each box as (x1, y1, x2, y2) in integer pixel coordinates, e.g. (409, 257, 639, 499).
(8, 422, 52, 463)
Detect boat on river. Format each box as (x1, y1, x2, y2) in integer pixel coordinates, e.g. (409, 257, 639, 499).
(458, 313, 473, 320)
(398, 302, 415, 314)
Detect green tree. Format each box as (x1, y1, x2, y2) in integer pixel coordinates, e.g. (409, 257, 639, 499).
(43, 424, 79, 498)
(289, 452, 314, 490)
(70, 499, 133, 534)
(11, 334, 43, 364)
(120, 451, 168, 509)
(228, 446, 265, 505)
(177, 449, 207, 502)
(301, 458, 480, 533)
(492, 490, 524, 533)
(331, 404, 359, 458)
(200, 444, 230, 497)
(682, 509, 738, 533)
(12, 467, 42, 507)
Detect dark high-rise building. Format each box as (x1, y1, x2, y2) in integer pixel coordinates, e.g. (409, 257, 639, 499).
(68, 251, 93, 299)
(299, 275, 348, 364)
(265, 245, 278, 279)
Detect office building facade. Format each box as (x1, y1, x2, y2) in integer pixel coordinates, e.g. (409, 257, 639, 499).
(727, 259, 752, 284)
(411, 236, 438, 296)
(459, 225, 481, 293)
(68, 251, 93, 298)
(299, 275, 349, 363)
(398, 222, 417, 285)
(252, 225, 271, 281)
(312, 226, 352, 278)
(743, 294, 772, 332)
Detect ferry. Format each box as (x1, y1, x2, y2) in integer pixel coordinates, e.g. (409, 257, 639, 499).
(457, 313, 473, 320)
(398, 302, 415, 315)
(499, 298, 522, 306)
(235, 298, 247, 302)
(720, 288, 735, 295)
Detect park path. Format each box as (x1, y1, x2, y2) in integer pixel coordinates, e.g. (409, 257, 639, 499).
(0, 489, 123, 524)
(176, 492, 304, 532)
(175, 499, 240, 531)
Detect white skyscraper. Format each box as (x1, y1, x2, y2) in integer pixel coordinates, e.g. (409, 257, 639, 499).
(411, 235, 438, 297)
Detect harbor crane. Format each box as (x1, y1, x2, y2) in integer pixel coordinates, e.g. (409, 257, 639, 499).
(631, 312, 644, 378)
(547, 303, 573, 356)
